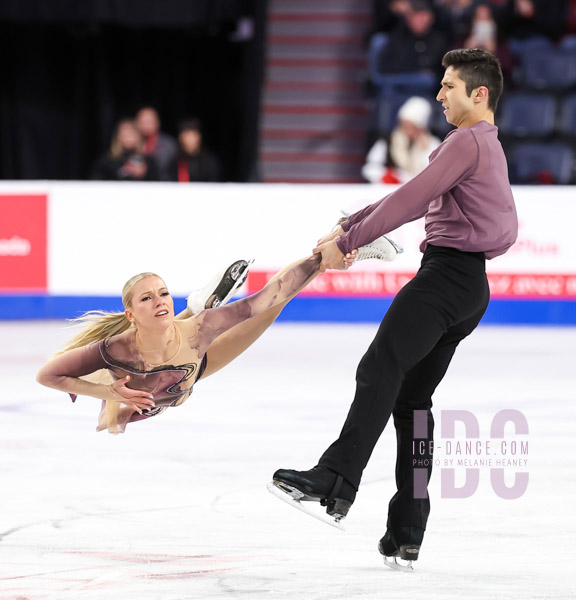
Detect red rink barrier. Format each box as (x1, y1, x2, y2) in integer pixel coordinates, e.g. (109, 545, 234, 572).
(247, 271, 576, 299)
(0, 194, 47, 291)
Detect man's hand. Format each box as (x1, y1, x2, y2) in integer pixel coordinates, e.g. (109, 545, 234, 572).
(313, 239, 347, 271)
(108, 375, 155, 414)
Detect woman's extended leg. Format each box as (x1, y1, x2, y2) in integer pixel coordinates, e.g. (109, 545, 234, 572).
(198, 259, 318, 380)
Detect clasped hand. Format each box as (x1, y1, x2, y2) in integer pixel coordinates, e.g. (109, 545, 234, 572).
(313, 226, 358, 271)
(107, 375, 155, 414)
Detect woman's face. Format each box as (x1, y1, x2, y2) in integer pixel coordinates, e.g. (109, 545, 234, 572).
(399, 119, 423, 140)
(117, 123, 142, 151)
(125, 276, 175, 329)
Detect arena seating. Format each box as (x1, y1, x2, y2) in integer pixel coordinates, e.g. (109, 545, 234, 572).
(368, 33, 576, 184)
(510, 143, 574, 184)
(497, 93, 557, 138)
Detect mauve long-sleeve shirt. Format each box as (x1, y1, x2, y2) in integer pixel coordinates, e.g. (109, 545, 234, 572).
(338, 121, 518, 260)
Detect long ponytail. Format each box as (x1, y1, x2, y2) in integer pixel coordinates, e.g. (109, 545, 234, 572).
(55, 271, 160, 355)
(55, 310, 133, 355)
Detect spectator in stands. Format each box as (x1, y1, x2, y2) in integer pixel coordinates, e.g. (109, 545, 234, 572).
(169, 118, 222, 183)
(378, 0, 450, 76)
(569, 0, 576, 33)
(362, 96, 441, 184)
(500, 0, 569, 42)
(432, 1, 513, 84)
(431, 0, 478, 42)
(372, 0, 415, 34)
(135, 106, 178, 181)
(464, 4, 497, 53)
(91, 119, 160, 181)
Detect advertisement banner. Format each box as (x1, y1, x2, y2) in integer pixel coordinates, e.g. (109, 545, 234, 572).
(0, 182, 574, 322)
(0, 194, 48, 291)
(247, 270, 576, 299)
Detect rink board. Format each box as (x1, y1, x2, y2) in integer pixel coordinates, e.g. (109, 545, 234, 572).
(0, 182, 575, 325)
(1, 295, 576, 325)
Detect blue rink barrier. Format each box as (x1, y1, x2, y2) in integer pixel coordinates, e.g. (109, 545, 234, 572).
(1, 295, 576, 325)
(276, 297, 576, 325)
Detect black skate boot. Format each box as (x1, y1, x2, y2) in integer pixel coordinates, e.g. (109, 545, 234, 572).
(269, 467, 357, 528)
(378, 526, 423, 571)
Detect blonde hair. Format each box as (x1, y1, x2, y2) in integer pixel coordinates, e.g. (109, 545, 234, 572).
(109, 119, 144, 159)
(56, 272, 160, 354)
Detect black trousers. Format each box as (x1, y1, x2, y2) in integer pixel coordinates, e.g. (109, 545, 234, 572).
(318, 245, 490, 532)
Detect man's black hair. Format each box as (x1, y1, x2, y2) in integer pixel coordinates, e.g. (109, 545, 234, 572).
(178, 118, 202, 134)
(442, 48, 503, 111)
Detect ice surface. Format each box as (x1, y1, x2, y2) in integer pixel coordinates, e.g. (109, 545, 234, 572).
(1, 321, 575, 599)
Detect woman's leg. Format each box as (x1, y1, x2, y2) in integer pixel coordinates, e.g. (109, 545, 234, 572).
(198, 257, 319, 379)
(198, 299, 288, 379)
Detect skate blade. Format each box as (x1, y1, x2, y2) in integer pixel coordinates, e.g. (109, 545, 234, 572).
(231, 258, 254, 282)
(206, 259, 254, 309)
(383, 556, 414, 572)
(266, 481, 345, 531)
(386, 236, 404, 255)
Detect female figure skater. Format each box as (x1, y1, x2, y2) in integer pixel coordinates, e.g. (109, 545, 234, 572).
(37, 235, 399, 434)
(36, 256, 320, 434)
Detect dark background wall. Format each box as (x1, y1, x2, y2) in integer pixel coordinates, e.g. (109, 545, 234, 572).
(0, 0, 266, 181)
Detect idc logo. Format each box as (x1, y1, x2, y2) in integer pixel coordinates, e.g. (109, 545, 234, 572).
(412, 409, 529, 500)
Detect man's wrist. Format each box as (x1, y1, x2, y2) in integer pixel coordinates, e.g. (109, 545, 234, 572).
(335, 237, 348, 255)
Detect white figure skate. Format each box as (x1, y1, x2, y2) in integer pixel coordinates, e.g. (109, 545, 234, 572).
(187, 258, 253, 314)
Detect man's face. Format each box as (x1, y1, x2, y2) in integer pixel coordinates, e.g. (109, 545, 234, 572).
(436, 66, 476, 127)
(406, 9, 434, 36)
(136, 109, 160, 137)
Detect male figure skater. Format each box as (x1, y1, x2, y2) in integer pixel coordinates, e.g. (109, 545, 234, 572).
(271, 48, 518, 568)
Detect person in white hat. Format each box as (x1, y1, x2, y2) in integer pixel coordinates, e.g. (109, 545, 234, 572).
(362, 96, 441, 184)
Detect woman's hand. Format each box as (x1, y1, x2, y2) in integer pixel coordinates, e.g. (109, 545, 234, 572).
(343, 248, 358, 269)
(106, 375, 155, 414)
(121, 157, 148, 179)
(316, 225, 344, 247)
